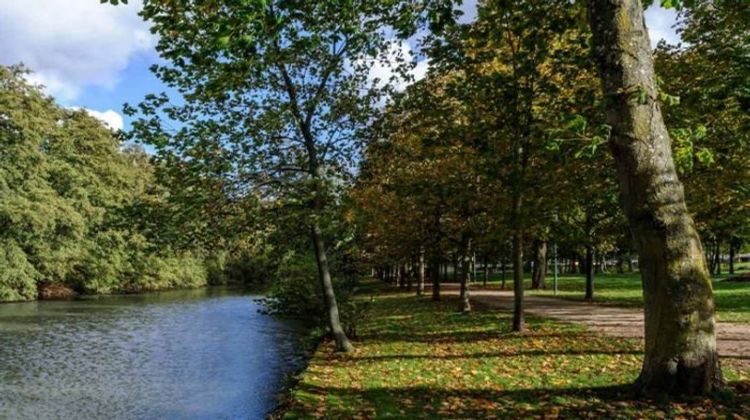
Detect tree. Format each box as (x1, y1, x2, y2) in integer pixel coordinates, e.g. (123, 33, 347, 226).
(0, 65, 211, 301)
(655, 0, 750, 277)
(587, 0, 723, 394)
(128, 0, 412, 352)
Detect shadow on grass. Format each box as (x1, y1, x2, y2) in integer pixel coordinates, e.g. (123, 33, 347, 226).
(348, 348, 642, 363)
(293, 381, 750, 418)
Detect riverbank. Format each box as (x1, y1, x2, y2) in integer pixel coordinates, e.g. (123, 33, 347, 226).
(0, 282, 266, 304)
(277, 281, 750, 418)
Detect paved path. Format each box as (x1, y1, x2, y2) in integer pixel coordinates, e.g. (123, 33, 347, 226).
(442, 285, 749, 371)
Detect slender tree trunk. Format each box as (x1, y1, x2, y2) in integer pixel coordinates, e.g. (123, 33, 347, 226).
(459, 245, 471, 313)
(417, 248, 425, 296)
(512, 228, 524, 332)
(452, 256, 458, 282)
(311, 222, 353, 352)
(431, 261, 441, 301)
(501, 259, 507, 290)
(627, 254, 633, 272)
(715, 241, 722, 275)
(616, 254, 624, 274)
(729, 241, 735, 275)
(483, 255, 489, 287)
(589, 0, 722, 394)
(511, 191, 524, 332)
(578, 254, 585, 275)
(585, 244, 594, 301)
(531, 240, 547, 290)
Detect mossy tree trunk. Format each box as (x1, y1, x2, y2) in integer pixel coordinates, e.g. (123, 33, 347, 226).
(588, 0, 723, 395)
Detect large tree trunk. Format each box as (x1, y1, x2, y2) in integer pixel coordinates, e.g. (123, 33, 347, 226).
(588, 0, 722, 395)
(311, 222, 353, 353)
(531, 240, 547, 290)
(585, 244, 594, 301)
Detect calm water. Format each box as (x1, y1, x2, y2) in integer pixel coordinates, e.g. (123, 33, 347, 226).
(0, 288, 306, 420)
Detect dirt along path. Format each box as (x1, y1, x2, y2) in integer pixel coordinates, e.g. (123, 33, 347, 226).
(441, 284, 749, 372)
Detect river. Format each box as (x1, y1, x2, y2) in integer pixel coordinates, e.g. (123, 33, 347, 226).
(0, 288, 306, 419)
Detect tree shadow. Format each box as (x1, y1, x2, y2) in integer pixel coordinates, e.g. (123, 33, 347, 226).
(349, 348, 643, 362)
(292, 381, 750, 418)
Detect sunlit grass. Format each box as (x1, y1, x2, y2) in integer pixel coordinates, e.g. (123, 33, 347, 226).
(478, 272, 750, 323)
(280, 281, 749, 418)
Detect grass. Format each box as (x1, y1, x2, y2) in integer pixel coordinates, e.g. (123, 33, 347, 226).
(279, 281, 749, 418)
(477, 271, 750, 323)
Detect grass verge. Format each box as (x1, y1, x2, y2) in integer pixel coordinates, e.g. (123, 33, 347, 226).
(478, 272, 750, 323)
(278, 281, 749, 418)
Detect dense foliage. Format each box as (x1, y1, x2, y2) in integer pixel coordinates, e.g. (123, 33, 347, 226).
(0, 66, 243, 301)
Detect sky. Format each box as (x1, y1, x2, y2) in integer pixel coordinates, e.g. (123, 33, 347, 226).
(0, 1, 680, 132)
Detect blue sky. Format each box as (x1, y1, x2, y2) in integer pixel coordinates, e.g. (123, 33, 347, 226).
(0, 1, 680, 131)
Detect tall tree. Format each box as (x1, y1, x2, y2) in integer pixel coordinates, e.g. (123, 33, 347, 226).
(587, 0, 723, 394)
(129, 0, 405, 352)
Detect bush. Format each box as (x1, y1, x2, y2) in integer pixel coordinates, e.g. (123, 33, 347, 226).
(259, 250, 362, 331)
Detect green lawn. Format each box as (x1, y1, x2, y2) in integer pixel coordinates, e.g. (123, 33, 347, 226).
(477, 272, 750, 323)
(279, 281, 749, 418)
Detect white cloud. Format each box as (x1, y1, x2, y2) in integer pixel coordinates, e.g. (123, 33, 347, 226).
(645, 5, 680, 48)
(364, 40, 430, 92)
(0, 0, 155, 101)
(84, 109, 124, 131)
(68, 107, 124, 131)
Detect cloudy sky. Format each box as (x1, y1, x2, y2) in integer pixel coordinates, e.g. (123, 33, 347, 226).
(0, 1, 680, 131)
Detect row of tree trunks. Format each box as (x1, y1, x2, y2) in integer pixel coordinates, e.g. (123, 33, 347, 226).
(707, 238, 742, 275)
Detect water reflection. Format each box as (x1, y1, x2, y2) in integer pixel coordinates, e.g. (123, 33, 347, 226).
(0, 288, 305, 419)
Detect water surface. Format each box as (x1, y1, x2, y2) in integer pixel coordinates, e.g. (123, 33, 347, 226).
(0, 288, 305, 419)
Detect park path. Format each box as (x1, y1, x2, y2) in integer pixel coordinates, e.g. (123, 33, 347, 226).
(442, 285, 749, 370)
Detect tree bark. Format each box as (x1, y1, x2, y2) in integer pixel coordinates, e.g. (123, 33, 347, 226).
(585, 244, 595, 301)
(531, 240, 547, 290)
(728, 241, 735, 275)
(589, 0, 722, 395)
(311, 222, 353, 353)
